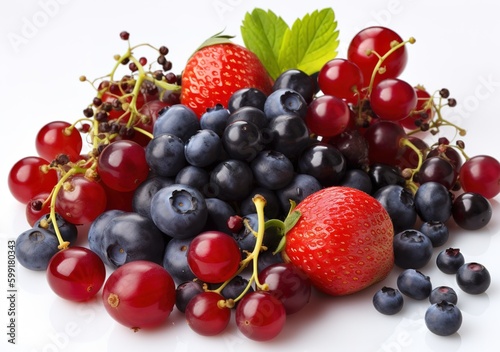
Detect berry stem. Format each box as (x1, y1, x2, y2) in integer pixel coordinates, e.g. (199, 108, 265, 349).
(399, 138, 423, 194)
(48, 166, 86, 250)
(366, 37, 416, 95)
(211, 194, 270, 304)
(428, 97, 467, 136)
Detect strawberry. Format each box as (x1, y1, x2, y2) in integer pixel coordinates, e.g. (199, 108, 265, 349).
(284, 186, 394, 296)
(180, 34, 273, 117)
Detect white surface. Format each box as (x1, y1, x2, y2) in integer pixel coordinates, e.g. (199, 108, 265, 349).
(1, 0, 499, 351)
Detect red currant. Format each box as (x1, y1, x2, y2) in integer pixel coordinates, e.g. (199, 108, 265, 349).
(235, 291, 286, 341)
(370, 78, 417, 121)
(305, 94, 350, 138)
(187, 231, 241, 283)
(8, 156, 58, 204)
(25, 192, 51, 226)
(364, 121, 407, 166)
(459, 155, 500, 199)
(36, 121, 83, 162)
(55, 175, 107, 224)
(348, 26, 408, 85)
(102, 261, 176, 330)
(258, 262, 311, 315)
(184, 291, 231, 336)
(47, 247, 106, 302)
(97, 140, 149, 192)
(317, 58, 364, 104)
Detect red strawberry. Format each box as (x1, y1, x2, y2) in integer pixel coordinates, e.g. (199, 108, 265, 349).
(180, 35, 273, 118)
(284, 186, 394, 296)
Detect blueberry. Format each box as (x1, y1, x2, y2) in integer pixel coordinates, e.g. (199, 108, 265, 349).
(452, 192, 492, 230)
(264, 88, 308, 120)
(276, 173, 322, 214)
(339, 169, 373, 194)
(250, 150, 294, 190)
(208, 159, 254, 202)
(429, 286, 458, 305)
(95, 212, 167, 268)
(146, 133, 186, 177)
(199, 104, 230, 136)
(239, 187, 281, 219)
(233, 213, 267, 254)
(222, 120, 265, 162)
(425, 301, 462, 336)
(436, 248, 465, 274)
(456, 262, 491, 294)
(175, 280, 204, 313)
(34, 213, 78, 246)
(227, 87, 267, 113)
(419, 221, 449, 247)
(393, 230, 433, 269)
(267, 113, 312, 161)
(397, 269, 432, 300)
(414, 181, 452, 223)
(150, 184, 208, 239)
(15, 228, 59, 271)
(373, 185, 417, 233)
(372, 286, 404, 315)
(153, 104, 200, 141)
(88, 209, 125, 256)
(257, 250, 284, 273)
(227, 106, 269, 130)
(368, 163, 406, 193)
(175, 165, 210, 194)
(298, 143, 346, 187)
(203, 198, 237, 235)
(184, 129, 222, 168)
(272, 69, 316, 103)
(221, 275, 253, 301)
(132, 176, 174, 219)
(162, 237, 196, 284)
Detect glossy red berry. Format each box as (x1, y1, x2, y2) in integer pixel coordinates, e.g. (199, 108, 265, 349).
(47, 247, 106, 302)
(235, 291, 286, 341)
(185, 291, 231, 336)
(187, 231, 241, 283)
(347, 26, 408, 85)
(102, 261, 176, 330)
(370, 78, 417, 121)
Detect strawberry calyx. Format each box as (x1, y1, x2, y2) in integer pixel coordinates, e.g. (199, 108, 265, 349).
(189, 30, 236, 58)
(268, 200, 301, 255)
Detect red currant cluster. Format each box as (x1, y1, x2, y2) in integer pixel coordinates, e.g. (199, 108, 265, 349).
(8, 31, 182, 235)
(312, 26, 500, 198)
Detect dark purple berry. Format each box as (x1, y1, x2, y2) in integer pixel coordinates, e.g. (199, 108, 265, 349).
(372, 287, 404, 315)
(425, 301, 462, 336)
(436, 248, 465, 274)
(456, 262, 491, 294)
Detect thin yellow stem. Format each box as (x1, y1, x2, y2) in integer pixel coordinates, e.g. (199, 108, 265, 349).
(48, 167, 86, 250)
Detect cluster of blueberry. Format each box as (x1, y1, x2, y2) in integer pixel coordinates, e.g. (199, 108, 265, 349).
(86, 71, 329, 297)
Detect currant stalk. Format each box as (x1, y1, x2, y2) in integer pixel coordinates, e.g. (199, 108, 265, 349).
(366, 37, 416, 95)
(211, 195, 270, 308)
(39, 34, 179, 251)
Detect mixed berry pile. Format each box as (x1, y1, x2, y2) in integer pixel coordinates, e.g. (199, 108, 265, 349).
(7, 8, 499, 341)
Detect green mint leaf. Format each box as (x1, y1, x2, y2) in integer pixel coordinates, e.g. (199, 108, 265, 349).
(278, 8, 339, 75)
(240, 8, 289, 80)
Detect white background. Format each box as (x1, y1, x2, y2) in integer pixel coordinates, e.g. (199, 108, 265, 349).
(1, 0, 499, 351)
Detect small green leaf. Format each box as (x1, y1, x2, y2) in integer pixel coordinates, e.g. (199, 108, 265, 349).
(278, 8, 339, 75)
(284, 210, 301, 234)
(273, 235, 287, 255)
(241, 8, 289, 79)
